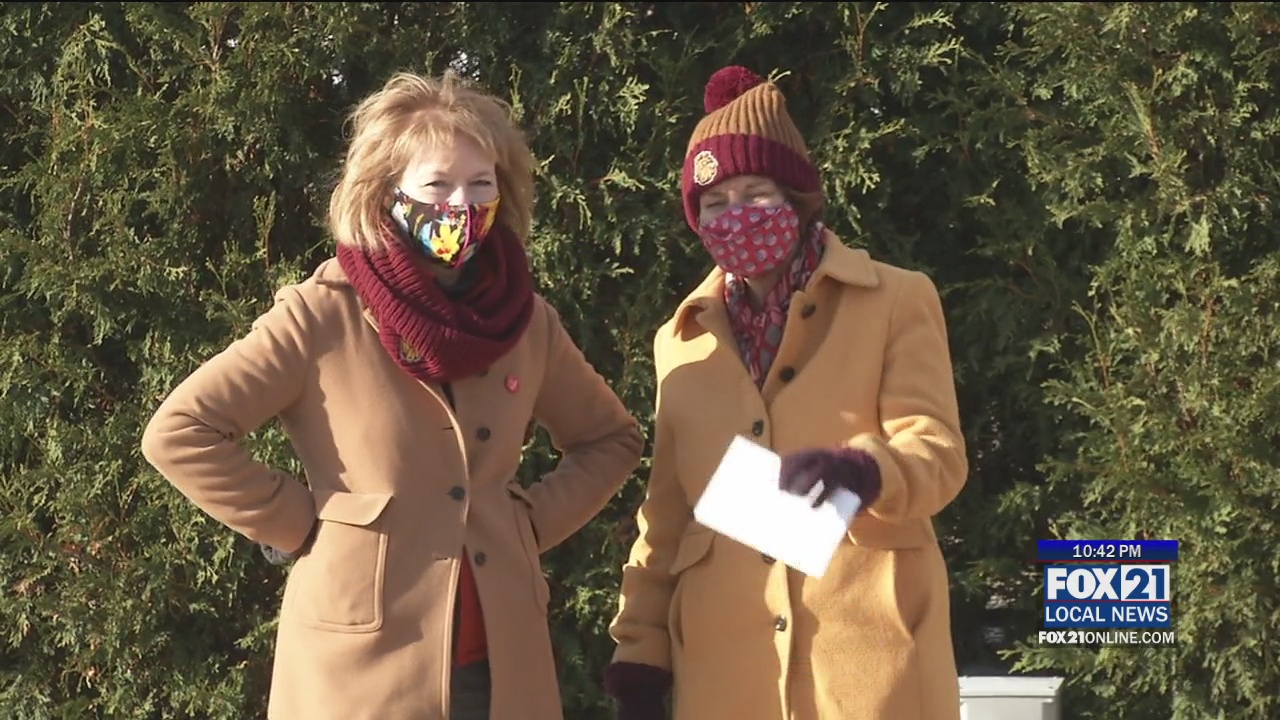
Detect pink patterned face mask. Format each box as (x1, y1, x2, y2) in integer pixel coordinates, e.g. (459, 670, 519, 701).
(697, 202, 801, 277)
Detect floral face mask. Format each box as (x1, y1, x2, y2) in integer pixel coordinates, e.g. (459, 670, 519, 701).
(390, 189, 500, 268)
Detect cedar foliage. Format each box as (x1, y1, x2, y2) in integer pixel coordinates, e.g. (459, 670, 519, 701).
(2, 3, 1276, 718)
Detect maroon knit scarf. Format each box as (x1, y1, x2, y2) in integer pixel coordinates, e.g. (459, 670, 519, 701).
(336, 223, 535, 383)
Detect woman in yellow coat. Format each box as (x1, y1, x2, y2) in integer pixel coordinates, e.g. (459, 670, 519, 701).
(604, 66, 968, 720)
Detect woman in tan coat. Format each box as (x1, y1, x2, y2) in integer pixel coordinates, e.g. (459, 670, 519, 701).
(141, 71, 643, 720)
(604, 66, 968, 720)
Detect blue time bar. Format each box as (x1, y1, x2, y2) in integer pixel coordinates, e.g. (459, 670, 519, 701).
(1037, 539, 1179, 562)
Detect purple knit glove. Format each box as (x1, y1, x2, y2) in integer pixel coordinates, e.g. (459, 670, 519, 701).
(603, 662, 671, 720)
(778, 447, 882, 508)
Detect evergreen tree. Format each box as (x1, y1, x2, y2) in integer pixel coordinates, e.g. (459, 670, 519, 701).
(2, 3, 1276, 718)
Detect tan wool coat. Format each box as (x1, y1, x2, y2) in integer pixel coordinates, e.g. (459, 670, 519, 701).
(142, 258, 643, 720)
(610, 230, 968, 720)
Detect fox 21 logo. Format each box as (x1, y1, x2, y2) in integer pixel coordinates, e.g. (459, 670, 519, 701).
(1045, 564, 1171, 602)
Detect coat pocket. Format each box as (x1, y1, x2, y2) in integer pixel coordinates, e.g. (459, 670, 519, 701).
(886, 545, 943, 642)
(508, 483, 550, 610)
(848, 515, 931, 549)
(668, 525, 714, 575)
(285, 490, 393, 633)
(666, 525, 715, 657)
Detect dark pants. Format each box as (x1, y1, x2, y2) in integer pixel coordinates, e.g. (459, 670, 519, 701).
(450, 660, 491, 720)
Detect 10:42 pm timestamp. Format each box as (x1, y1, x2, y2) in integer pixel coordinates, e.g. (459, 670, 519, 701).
(1072, 542, 1144, 559)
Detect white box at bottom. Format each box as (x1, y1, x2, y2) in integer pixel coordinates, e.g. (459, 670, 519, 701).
(959, 676, 1064, 720)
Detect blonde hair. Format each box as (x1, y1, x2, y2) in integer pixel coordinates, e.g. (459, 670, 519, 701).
(328, 70, 536, 251)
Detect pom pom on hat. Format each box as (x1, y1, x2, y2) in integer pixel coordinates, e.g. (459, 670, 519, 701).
(703, 65, 765, 113)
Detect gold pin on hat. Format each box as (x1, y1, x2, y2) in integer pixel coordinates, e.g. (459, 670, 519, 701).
(693, 149, 720, 186)
(398, 337, 422, 363)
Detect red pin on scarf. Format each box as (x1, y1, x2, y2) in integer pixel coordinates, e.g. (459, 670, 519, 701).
(505, 374, 520, 393)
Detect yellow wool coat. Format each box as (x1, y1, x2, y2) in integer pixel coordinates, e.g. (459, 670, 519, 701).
(610, 230, 967, 720)
(141, 258, 643, 720)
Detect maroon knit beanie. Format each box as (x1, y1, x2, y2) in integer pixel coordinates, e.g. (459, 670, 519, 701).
(680, 66, 823, 232)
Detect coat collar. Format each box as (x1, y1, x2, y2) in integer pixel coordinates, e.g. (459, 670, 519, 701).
(312, 257, 351, 287)
(671, 228, 880, 334)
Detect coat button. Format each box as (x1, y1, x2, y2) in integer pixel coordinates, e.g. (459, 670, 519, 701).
(476, 426, 491, 441)
(779, 366, 796, 382)
(762, 553, 775, 565)
(800, 303, 816, 319)
(774, 615, 788, 632)
(751, 419, 765, 437)
(474, 551, 487, 567)
(448, 486, 465, 501)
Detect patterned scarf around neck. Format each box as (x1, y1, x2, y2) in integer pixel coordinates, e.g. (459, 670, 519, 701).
(724, 223, 826, 388)
(336, 223, 535, 384)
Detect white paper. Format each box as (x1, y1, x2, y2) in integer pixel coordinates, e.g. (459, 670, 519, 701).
(692, 435, 862, 578)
